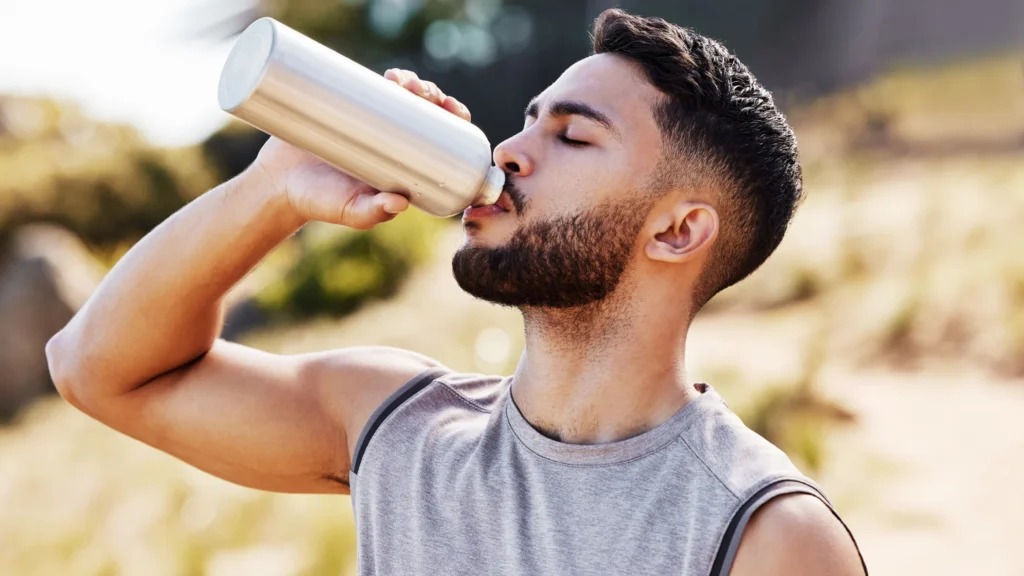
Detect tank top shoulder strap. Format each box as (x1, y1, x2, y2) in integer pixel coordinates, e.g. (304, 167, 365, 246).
(350, 367, 450, 476)
(709, 478, 868, 576)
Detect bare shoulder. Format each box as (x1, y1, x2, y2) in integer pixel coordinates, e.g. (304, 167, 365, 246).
(729, 493, 865, 576)
(301, 345, 444, 386)
(299, 346, 447, 463)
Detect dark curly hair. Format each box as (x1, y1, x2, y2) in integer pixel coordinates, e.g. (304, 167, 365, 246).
(592, 9, 804, 310)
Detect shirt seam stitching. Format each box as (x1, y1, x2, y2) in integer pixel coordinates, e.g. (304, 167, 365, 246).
(435, 380, 495, 413)
(504, 408, 686, 468)
(675, 436, 744, 500)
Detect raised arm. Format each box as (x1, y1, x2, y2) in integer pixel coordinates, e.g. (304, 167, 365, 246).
(45, 70, 470, 494)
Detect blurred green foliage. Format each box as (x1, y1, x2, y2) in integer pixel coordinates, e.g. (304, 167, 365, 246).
(741, 382, 856, 473)
(255, 210, 444, 321)
(0, 96, 218, 251)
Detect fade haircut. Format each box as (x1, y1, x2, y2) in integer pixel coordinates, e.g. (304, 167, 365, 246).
(592, 9, 804, 310)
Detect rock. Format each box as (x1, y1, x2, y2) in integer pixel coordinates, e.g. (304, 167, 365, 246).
(0, 225, 105, 420)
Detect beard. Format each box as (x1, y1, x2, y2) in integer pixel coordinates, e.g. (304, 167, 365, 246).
(452, 193, 653, 309)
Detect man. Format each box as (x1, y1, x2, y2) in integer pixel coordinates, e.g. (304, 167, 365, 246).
(47, 9, 865, 576)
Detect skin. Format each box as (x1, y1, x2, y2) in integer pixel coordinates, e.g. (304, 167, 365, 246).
(46, 56, 863, 575)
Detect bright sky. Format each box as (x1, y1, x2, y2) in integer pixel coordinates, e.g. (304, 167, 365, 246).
(0, 0, 250, 147)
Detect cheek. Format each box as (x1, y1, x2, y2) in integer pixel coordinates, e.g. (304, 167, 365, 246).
(549, 166, 629, 215)
(530, 162, 612, 213)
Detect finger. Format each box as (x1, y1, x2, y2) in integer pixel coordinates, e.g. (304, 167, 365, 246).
(386, 70, 461, 116)
(442, 95, 472, 121)
(374, 191, 410, 215)
(342, 191, 408, 229)
(385, 69, 418, 88)
(421, 81, 446, 106)
(406, 77, 430, 98)
(396, 69, 419, 89)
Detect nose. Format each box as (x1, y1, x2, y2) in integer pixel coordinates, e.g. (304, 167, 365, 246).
(492, 133, 534, 177)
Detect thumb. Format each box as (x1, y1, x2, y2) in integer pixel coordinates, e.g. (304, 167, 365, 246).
(374, 192, 411, 215)
(342, 191, 410, 229)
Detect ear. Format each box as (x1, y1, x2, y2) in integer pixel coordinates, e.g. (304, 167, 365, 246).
(644, 201, 718, 263)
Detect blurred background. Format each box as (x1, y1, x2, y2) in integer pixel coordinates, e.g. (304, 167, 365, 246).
(0, 0, 1022, 574)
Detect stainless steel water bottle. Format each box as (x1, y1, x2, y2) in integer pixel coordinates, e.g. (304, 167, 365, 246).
(217, 17, 504, 218)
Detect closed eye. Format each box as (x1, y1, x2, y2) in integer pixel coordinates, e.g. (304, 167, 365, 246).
(558, 134, 588, 147)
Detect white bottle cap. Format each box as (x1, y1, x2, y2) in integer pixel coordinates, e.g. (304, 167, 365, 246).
(472, 165, 506, 207)
(218, 18, 275, 113)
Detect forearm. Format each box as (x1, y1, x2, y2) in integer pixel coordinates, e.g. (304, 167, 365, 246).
(47, 167, 307, 397)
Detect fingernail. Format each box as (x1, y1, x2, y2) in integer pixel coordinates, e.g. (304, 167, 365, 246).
(383, 203, 402, 214)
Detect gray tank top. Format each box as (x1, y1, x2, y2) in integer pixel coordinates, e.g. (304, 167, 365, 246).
(349, 368, 865, 575)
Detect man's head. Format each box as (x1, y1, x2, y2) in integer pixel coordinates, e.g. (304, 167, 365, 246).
(453, 9, 803, 316)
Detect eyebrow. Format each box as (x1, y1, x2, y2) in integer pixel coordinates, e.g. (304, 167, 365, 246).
(525, 97, 621, 140)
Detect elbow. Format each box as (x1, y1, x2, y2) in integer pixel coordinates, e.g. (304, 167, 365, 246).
(45, 329, 89, 411)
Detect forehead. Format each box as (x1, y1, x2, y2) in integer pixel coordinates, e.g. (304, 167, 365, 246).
(536, 54, 663, 140)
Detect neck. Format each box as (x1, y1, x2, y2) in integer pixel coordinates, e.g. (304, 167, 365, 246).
(512, 284, 700, 445)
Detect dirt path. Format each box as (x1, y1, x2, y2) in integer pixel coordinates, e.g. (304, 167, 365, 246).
(817, 370, 1024, 575)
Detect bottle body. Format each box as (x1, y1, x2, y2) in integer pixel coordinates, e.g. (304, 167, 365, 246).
(218, 17, 503, 218)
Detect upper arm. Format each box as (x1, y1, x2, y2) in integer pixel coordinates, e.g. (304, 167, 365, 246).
(67, 339, 441, 494)
(728, 493, 865, 576)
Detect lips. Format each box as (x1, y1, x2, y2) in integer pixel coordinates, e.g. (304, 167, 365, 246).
(463, 189, 516, 223)
(495, 190, 515, 213)
(463, 202, 507, 221)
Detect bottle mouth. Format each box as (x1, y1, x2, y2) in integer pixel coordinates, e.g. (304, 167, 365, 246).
(472, 166, 505, 207)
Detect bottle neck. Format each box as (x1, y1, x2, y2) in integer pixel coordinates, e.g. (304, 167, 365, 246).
(472, 166, 506, 207)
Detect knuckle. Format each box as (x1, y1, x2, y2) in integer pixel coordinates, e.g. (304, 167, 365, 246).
(337, 186, 382, 229)
(337, 192, 360, 226)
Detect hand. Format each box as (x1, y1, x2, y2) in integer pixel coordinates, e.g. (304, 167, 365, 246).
(248, 70, 473, 230)
(383, 69, 472, 122)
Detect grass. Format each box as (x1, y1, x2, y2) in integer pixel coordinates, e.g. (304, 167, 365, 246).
(703, 332, 857, 474)
(0, 400, 359, 576)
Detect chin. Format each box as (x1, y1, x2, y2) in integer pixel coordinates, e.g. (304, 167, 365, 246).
(461, 220, 516, 247)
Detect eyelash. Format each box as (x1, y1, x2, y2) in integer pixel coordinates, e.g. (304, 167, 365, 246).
(558, 133, 588, 147)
